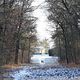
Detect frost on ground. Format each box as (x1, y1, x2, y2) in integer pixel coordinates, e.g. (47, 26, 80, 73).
(9, 65, 80, 80)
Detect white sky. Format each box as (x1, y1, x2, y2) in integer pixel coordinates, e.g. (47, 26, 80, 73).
(32, 0, 54, 48)
(34, 9, 51, 39)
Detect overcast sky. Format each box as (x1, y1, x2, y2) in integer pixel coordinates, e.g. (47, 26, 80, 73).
(32, 0, 54, 48)
(32, 0, 51, 40)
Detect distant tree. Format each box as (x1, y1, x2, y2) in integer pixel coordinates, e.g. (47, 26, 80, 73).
(39, 39, 50, 53)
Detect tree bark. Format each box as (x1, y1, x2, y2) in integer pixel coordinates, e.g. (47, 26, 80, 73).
(60, 25, 69, 64)
(14, 1, 24, 64)
(58, 38, 62, 60)
(21, 50, 24, 63)
(15, 39, 19, 64)
(27, 38, 31, 63)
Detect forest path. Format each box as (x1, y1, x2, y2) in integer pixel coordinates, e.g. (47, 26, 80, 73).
(1, 57, 80, 80)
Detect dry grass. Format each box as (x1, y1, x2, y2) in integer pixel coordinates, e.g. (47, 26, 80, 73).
(66, 63, 80, 68)
(60, 61, 80, 68)
(1, 64, 24, 69)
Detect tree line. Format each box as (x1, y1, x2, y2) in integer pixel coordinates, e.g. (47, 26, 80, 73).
(0, 0, 37, 66)
(46, 0, 80, 64)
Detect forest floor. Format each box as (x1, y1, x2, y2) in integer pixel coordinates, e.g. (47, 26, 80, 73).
(0, 63, 80, 80)
(0, 56, 80, 80)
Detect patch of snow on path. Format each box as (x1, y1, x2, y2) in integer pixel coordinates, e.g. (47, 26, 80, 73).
(10, 66, 80, 80)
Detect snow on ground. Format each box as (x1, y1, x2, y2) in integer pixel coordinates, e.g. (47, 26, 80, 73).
(9, 65, 80, 80)
(31, 54, 59, 64)
(7, 56, 80, 80)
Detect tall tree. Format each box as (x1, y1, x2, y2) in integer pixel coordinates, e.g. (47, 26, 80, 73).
(46, 0, 80, 64)
(0, 0, 37, 65)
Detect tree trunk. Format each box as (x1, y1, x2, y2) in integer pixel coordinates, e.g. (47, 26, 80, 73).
(58, 37, 62, 60)
(21, 50, 24, 63)
(15, 39, 19, 64)
(27, 38, 31, 63)
(60, 25, 69, 64)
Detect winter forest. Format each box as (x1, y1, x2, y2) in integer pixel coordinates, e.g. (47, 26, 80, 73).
(0, 0, 80, 80)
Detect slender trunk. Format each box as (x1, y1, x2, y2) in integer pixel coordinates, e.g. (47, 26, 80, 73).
(56, 22, 69, 64)
(70, 26, 75, 63)
(27, 38, 31, 63)
(1, 0, 7, 65)
(64, 35, 69, 64)
(60, 25, 69, 64)
(74, 39, 78, 64)
(15, 39, 19, 64)
(14, 2, 24, 64)
(72, 23, 80, 64)
(58, 38, 62, 60)
(75, 34, 80, 64)
(21, 50, 24, 63)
